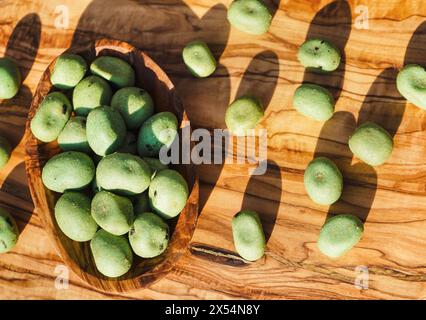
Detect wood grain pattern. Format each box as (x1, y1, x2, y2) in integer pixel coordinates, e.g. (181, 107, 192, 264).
(1, 0, 426, 299)
(24, 38, 199, 292)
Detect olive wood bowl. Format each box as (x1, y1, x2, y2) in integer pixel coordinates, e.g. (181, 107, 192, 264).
(24, 38, 199, 292)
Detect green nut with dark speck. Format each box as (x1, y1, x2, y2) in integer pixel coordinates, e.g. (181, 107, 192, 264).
(30, 92, 72, 142)
(42, 151, 95, 193)
(298, 38, 341, 72)
(91, 190, 134, 236)
(148, 169, 189, 219)
(129, 212, 169, 258)
(0, 208, 19, 254)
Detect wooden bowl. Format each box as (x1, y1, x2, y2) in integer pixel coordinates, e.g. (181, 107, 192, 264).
(24, 39, 199, 292)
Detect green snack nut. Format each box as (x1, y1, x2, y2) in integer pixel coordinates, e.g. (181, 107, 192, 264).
(54, 192, 98, 242)
(96, 153, 151, 196)
(0, 208, 19, 254)
(90, 56, 135, 88)
(225, 96, 264, 136)
(348, 122, 393, 166)
(133, 192, 149, 214)
(42, 151, 95, 193)
(30, 92, 72, 142)
(298, 38, 341, 72)
(182, 41, 217, 78)
(90, 229, 133, 278)
(137, 112, 178, 157)
(50, 54, 87, 89)
(129, 212, 169, 258)
(227, 0, 272, 35)
(148, 169, 189, 219)
(91, 190, 134, 235)
(0, 136, 11, 169)
(304, 157, 343, 205)
(86, 106, 126, 156)
(111, 87, 154, 129)
(293, 84, 334, 121)
(0, 57, 21, 99)
(58, 116, 91, 153)
(72, 75, 112, 116)
(232, 210, 265, 261)
(143, 157, 168, 175)
(397, 64, 426, 110)
(317, 214, 363, 258)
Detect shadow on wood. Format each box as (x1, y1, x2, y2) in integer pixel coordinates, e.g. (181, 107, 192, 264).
(0, 13, 40, 236)
(0, 13, 41, 150)
(302, 0, 351, 101)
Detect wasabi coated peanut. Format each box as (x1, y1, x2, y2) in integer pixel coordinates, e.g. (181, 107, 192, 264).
(148, 169, 189, 219)
(133, 192, 149, 214)
(137, 112, 178, 157)
(30, 92, 72, 142)
(96, 153, 151, 196)
(293, 84, 335, 121)
(348, 122, 393, 166)
(232, 210, 265, 261)
(42, 151, 95, 193)
(298, 38, 341, 72)
(129, 212, 169, 258)
(304, 157, 343, 205)
(50, 53, 87, 90)
(90, 229, 133, 278)
(72, 75, 112, 116)
(54, 192, 98, 242)
(0, 136, 11, 169)
(0, 208, 19, 254)
(397, 64, 426, 110)
(317, 214, 364, 258)
(225, 96, 264, 136)
(227, 0, 272, 35)
(90, 56, 135, 88)
(91, 190, 134, 235)
(182, 41, 217, 78)
(58, 116, 91, 153)
(111, 87, 154, 129)
(0, 57, 21, 99)
(86, 106, 127, 156)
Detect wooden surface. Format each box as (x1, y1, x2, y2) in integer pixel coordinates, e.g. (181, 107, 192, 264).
(1, 0, 426, 299)
(24, 38, 199, 292)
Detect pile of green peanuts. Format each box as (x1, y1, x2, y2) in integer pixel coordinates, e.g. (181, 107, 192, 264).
(296, 38, 394, 258)
(30, 53, 189, 278)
